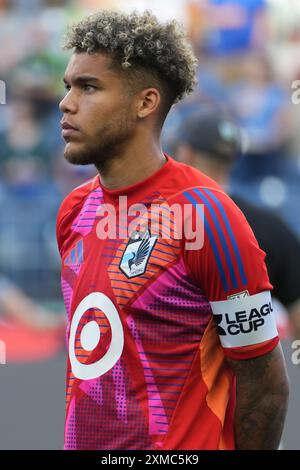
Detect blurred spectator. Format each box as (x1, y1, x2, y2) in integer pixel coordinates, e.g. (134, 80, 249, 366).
(175, 107, 300, 339)
(227, 53, 293, 162)
(0, 156, 62, 298)
(186, 0, 269, 56)
(0, 98, 62, 169)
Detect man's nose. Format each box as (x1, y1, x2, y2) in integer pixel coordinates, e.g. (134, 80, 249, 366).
(59, 91, 78, 114)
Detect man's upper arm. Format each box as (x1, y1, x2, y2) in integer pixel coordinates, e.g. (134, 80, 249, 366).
(226, 343, 288, 393)
(226, 343, 289, 449)
(184, 188, 279, 360)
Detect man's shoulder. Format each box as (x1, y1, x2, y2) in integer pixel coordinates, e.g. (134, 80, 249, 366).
(57, 176, 98, 227)
(56, 176, 99, 256)
(165, 158, 226, 203)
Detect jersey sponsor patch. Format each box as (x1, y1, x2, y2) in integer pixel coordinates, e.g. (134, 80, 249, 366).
(69, 292, 124, 380)
(210, 291, 278, 348)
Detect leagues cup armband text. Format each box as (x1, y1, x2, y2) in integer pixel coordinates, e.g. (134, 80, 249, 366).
(210, 291, 278, 349)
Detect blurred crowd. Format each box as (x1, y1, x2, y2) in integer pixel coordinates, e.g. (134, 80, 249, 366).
(1, 0, 300, 302)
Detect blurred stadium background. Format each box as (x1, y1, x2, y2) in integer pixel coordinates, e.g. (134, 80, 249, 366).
(0, 0, 300, 449)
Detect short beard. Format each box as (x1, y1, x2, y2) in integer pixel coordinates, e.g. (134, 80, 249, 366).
(64, 111, 136, 173)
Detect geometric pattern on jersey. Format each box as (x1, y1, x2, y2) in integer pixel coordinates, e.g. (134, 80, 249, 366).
(130, 258, 212, 343)
(125, 258, 212, 441)
(72, 187, 103, 236)
(61, 265, 80, 319)
(65, 359, 152, 450)
(106, 193, 181, 307)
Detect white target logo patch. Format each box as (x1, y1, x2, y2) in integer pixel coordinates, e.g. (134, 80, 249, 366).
(69, 292, 124, 380)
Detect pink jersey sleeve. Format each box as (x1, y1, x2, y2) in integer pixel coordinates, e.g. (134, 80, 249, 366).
(182, 187, 279, 360)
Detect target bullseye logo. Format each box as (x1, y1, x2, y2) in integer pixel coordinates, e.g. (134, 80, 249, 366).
(69, 292, 124, 380)
(80, 320, 101, 351)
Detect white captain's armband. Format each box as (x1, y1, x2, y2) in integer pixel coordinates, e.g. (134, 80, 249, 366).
(210, 291, 278, 349)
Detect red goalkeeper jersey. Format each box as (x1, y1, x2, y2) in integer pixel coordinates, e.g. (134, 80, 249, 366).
(56, 155, 278, 450)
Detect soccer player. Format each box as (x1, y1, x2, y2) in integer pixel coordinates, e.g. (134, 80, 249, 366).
(57, 10, 289, 450)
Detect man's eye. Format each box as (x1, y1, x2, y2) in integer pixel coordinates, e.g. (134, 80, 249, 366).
(83, 84, 96, 92)
(64, 84, 71, 91)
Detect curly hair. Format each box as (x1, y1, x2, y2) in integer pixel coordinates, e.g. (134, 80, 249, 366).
(63, 10, 198, 110)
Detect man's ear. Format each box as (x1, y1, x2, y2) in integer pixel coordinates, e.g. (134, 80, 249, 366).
(136, 88, 161, 119)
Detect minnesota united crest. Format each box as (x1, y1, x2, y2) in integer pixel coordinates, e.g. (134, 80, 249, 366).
(119, 228, 157, 278)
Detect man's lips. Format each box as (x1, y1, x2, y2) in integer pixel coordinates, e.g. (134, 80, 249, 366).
(61, 121, 80, 138)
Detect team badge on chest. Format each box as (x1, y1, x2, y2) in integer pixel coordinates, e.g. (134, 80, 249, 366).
(119, 228, 157, 278)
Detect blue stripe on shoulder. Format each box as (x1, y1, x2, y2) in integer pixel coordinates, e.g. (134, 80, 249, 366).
(193, 188, 238, 289)
(183, 190, 229, 292)
(203, 189, 247, 286)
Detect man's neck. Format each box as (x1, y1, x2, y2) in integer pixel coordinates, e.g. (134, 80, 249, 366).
(96, 138, 166, 190)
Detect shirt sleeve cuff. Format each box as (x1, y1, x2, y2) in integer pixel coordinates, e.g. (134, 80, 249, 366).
(222, 336, 280, 360)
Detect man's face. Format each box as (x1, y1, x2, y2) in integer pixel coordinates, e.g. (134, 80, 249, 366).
(59, 52, 136, 168)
